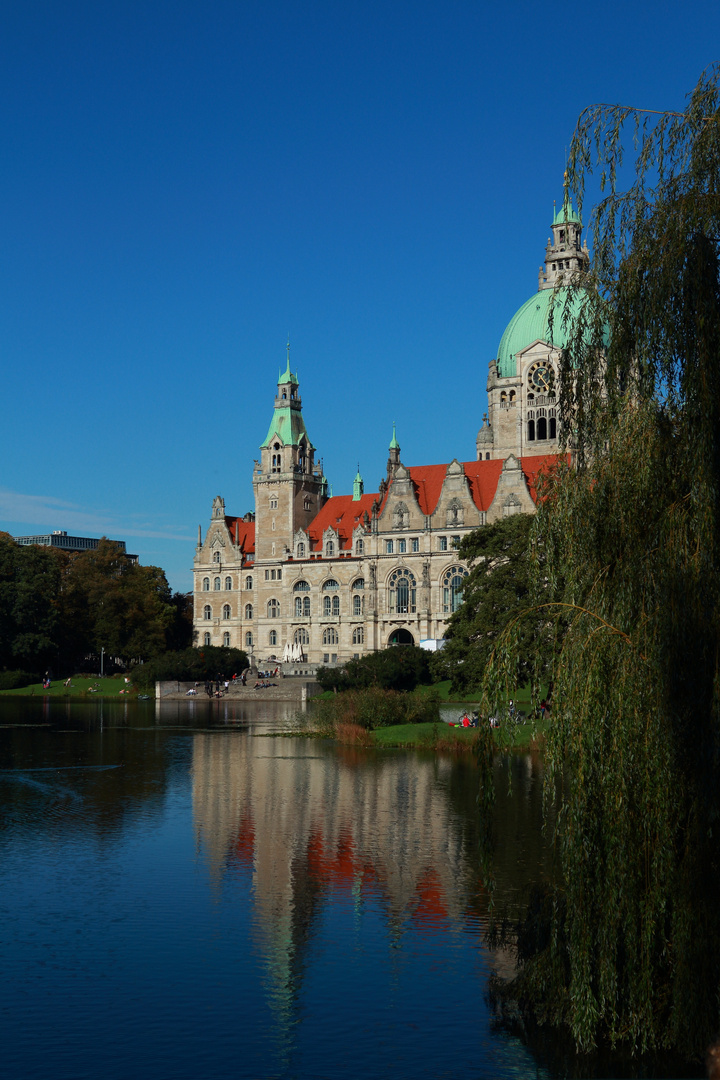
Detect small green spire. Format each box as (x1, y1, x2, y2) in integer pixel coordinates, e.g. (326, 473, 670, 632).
(389, 421, 400, 450)
(352, 465, 364, 501)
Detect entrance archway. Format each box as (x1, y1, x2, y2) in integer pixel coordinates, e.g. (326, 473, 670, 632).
(388, 628, 415, 646)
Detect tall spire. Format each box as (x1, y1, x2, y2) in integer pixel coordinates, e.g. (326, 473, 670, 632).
(352, 466, 364, 501)
(389, 422, 400, 450)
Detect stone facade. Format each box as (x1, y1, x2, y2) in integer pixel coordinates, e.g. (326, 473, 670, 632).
(193, 200, 587, 665)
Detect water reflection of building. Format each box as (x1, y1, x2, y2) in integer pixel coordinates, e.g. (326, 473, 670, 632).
(191, 733, 482, 1010)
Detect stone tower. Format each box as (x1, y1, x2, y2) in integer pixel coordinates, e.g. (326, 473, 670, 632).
(253, 357, 327, 566)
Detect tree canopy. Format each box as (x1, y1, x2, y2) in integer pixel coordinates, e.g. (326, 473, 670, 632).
(432, 514, 553, 695)
(0, 534, 192, 674)
(487, 67, 720, 1058)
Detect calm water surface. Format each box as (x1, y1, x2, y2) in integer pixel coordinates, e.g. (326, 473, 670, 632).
(0, 697, 690, 1079)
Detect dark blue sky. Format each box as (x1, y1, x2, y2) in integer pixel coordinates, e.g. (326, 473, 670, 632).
(1, 0, 716, 589)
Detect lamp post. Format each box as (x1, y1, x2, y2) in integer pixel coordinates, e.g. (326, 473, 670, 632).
(100, 647, 104, 677)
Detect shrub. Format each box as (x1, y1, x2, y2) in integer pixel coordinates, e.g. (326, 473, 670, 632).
(311, 686, 440, 732)
(0, 670, 40, 690)
(315, 645, 433, 693)
(131, 646, 248, 690)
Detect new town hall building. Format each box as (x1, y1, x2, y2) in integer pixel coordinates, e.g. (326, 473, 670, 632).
(193, 200, 587, 664)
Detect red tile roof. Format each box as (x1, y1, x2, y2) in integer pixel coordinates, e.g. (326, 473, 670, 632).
(306, 493, 377, 551)
(225, 517, 255, 558)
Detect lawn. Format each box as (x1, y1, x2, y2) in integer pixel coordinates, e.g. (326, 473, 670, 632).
(0, 676, 144, 699)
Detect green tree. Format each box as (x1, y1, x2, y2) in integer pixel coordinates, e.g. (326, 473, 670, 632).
(489, 68, 720, 1057)
(432, 514, 552, 695)
(316, 644, 432, 693)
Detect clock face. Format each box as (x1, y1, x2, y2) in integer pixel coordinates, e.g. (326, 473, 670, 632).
(528, 361, 553, 392)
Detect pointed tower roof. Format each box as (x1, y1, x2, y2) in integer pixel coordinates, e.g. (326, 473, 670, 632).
(389, 422, 400, 450)
(261, 350, 314, 448)
(352, 467, 364, 501)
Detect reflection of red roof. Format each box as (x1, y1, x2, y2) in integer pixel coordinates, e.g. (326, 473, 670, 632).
(412, 869, 448, 921)
(233, 811, 255, 867)
(225, 517, 255, 562)
(306, 494, 378, 551)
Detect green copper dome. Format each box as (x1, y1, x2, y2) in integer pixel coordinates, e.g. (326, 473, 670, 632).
(496, 287, 586, 378)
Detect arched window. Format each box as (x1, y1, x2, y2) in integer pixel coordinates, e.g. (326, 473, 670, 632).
(442, 565, 469, 614)
(294, 627, 309, 645)
(323, 579, 339, 590)
(325, 540, 334, 557)
(269, 630, 277, 646)
(353, 578, 365, 591)
(222, 632, 230, 647)
(323, 627, 338, 646)
(528, 419, 535, 441)
(222, 604, 231, 619)
(225, 576, 232, 590)
(295, 595, 311, 617)
(213, 551, 221, 564)
(549, 415, 557, 439)
(294, 579, 310, 591)
(323, 595, 331, 616)
(388, 568, 416, 614)
(245, 576, 253, 590)
(245, 632, 253, 647)
(203, 605, 212, 620)
(202, 577, 210, 591)
(355, 538, 364, 555)
(245, 604, 253, 619)
(332, 595, 339, 615)
(297, 541, 305, 558)
(352, 626, 364, 645)
(214, 577, 221, 590)
(537, 416, 547, 440)
(267, 599, 280, 618)
(204, 632, 211, 646)
(353, 594, 363, 616)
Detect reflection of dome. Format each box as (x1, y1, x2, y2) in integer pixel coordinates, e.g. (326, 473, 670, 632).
(496, 286, 586, 378)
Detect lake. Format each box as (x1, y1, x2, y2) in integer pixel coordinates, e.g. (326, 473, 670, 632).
(0, 697, 702, 1079)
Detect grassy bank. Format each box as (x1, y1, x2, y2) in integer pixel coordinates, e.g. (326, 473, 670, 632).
(0, 676, 148, 699)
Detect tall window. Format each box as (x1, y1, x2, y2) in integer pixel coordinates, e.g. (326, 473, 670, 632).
(294, 628, 309, 645)
(325, 540, 334, 557)
(245, 576, 253, 590)
(245, 604, 253, 619)
(202, 577, 210, 591)
(267, 599, 280, 618)
(204, 632, 211, 646)
(245, 632, 253, 647)
(537, 416, 547, 440)
(398, 539, 406, 554)
(323, 627, 338, 646)
(442, 565, 469, 613)
(353, 594, 363, 616)
(222, 604, 231, 619)
(295, 596, 311, 617)
(388, 568, 416, 614)
(411, 538, 419, 553)
(214, 577, 221, 590)
(323, 579, 339, 617)
(297, 542, 305, 558)
(224, 576, 232, 591)
(203, 605, 212, 620)
(438, 537, 448, 552)
(222, 632, 230, 647)
(385, 540, 393, 554)
(355, 538, 364, 555)
(213, 551, 221, 564)
(269, 630, 277, 646)
(352, 626, 364, 645)
(528, 418, 536, 441)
